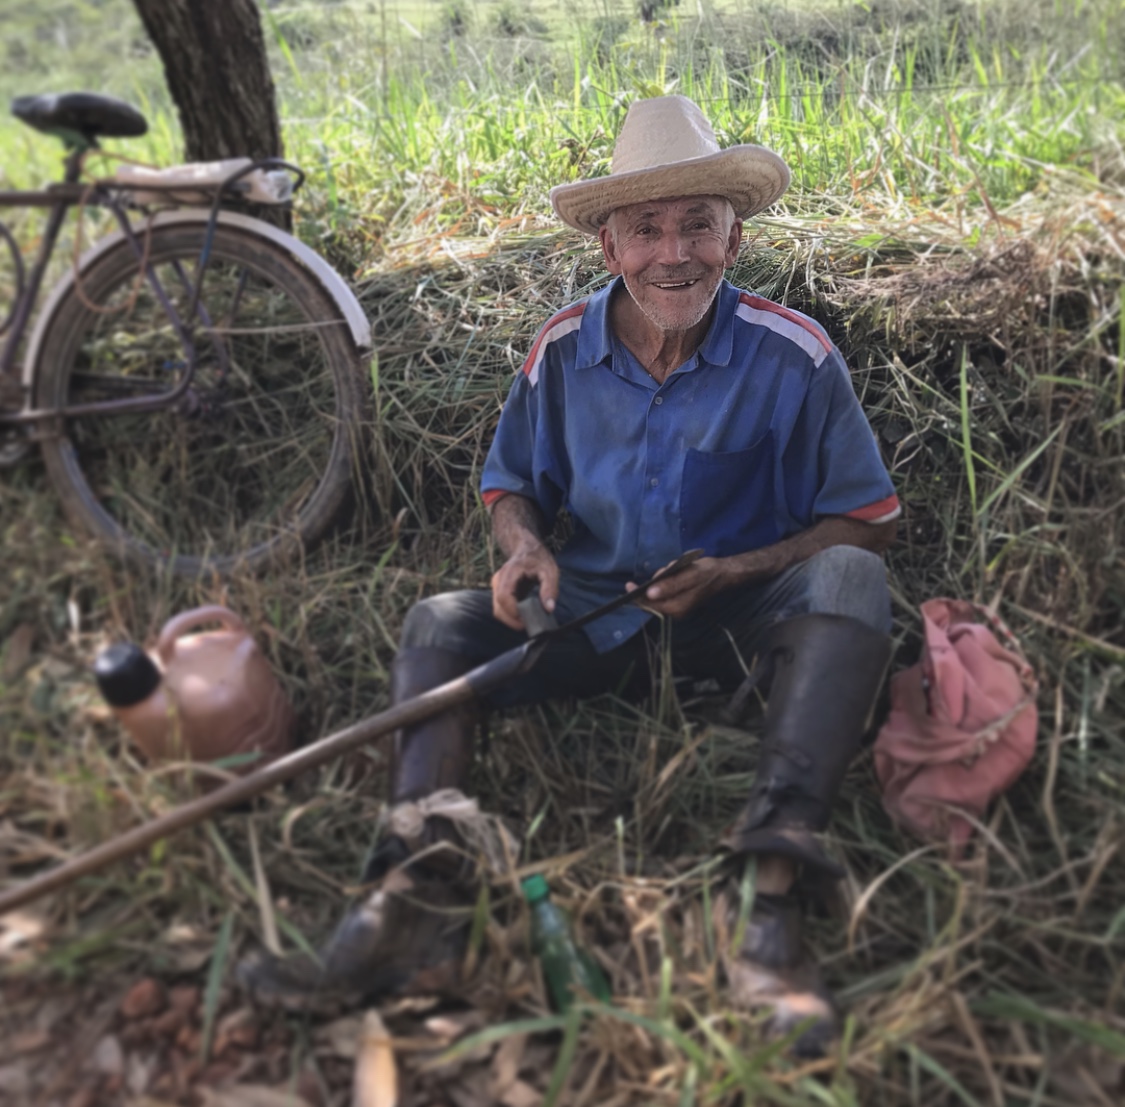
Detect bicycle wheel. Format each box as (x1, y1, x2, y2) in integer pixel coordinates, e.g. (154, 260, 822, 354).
(34, 221, 366, 575)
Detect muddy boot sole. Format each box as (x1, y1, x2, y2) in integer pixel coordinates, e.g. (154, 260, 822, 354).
(238, 870, 472, 1014)
(715, 888, 840, 1059)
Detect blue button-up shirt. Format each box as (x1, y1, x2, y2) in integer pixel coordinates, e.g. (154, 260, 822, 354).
(481, 278, 899, 652)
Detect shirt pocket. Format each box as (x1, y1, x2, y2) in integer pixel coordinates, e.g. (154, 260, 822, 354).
(680, 433, 781, 557)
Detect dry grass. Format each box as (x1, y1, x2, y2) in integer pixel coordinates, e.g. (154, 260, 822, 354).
(2, 178, 1124, 1104)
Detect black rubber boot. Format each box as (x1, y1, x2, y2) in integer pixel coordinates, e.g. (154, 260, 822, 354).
(359, 647, 480, 881)
(239, 648, 480, 1012)
(237, 867, 474, 1013)
(721, 613, 892, 873)
(389, 647, 478, 804)
(718, 613, 892, 1056)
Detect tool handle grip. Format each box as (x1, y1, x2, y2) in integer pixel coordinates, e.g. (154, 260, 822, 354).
(516, 588, 558, 638)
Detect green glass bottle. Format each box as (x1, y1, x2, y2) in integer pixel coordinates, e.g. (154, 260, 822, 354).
(522, 875, 611, 1012)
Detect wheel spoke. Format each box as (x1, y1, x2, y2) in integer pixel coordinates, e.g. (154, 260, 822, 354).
(35, 223, 363, 573)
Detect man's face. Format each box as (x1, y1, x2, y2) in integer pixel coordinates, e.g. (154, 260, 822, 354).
(599, 196, 742, 334)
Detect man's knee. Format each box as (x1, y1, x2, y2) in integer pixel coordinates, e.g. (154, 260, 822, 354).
(800, 545, 891, 632)
(804, 543, 886, 582)
(400, 591, 492, 652)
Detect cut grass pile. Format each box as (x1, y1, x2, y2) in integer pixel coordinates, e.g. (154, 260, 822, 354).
(2, 0, 1124, 1103)
(3, 184, 1123, 1104)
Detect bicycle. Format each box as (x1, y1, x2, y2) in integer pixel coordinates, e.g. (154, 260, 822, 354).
(0, 92, 372, 575)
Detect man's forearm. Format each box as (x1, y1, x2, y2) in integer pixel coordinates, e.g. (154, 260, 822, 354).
(720, 516, 896, 588)
(489, 494, 550, 559)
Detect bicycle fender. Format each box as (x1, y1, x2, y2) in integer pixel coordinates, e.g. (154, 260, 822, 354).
(23, 209, 371, 389)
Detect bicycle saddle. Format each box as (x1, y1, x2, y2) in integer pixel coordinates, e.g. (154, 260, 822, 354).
(10, 92, 147, 149)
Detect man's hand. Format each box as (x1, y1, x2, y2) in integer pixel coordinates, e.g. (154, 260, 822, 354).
(626, 556, 739, 619)
(491, 540, 560, 630)
(625, 518, 897, 620)
(489, 494, 559, 631)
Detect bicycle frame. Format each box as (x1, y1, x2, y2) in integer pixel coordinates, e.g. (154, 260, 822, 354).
(0, 148, 84, 390)
(0, 149, 305, 429)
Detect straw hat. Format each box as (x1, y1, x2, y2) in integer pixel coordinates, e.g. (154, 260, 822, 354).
(550, 95, 790, 235)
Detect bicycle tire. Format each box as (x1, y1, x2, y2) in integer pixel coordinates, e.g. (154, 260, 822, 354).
(34, 222, 366, 575)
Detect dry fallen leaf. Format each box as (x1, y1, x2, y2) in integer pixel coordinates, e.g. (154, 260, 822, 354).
(446, 1070, 495, 1107)
(87, 1034, 124, 1077)
(120, 977, 166, 1020)
(0, 909, 47, 963)
(126, 1051, 160, 1097)
(199, 1085, 314, 1107)
(214, 1006, 260, 1055)
(423, 1010, 484, 1042)
(377, 994, 440, 1018)
(489, 1032, 528, 1100)
(318, 1015, 364, 1059)
(10, 1028, 52, 1055)
(500, 1080, 541, 1107)
(352, 1009, 397, 1107)
(0, 1061, 31, 1098)
(160, 923, 215, 973)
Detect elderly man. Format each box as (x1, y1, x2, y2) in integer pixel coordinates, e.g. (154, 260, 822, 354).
(243, 95, 899, 1053)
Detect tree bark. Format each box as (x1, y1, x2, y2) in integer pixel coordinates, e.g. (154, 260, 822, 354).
(131, 0, 283, 163)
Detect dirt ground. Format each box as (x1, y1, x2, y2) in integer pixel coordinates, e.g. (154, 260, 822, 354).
(1, 966, 560, 1106)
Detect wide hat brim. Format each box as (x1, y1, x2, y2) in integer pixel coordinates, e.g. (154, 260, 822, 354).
(550, 144, 790, 235)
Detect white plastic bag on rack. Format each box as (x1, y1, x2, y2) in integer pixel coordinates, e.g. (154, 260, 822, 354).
(112, 158, 293, 206)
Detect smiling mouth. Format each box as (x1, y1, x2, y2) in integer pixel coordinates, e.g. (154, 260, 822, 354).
(650, 278, 700, 290)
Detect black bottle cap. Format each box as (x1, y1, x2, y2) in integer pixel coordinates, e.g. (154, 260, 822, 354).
(93, 642, 162, 708)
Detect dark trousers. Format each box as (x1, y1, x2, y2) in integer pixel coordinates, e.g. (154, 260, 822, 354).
(400, 545, 891, 709)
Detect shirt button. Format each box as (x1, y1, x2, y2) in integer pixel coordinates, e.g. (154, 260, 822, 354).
(654, 396, 664, 406)
(614, 630, 623, 640)
(650, 478, 659, 488)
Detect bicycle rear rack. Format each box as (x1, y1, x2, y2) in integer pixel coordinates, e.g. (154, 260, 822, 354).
(1, 157, 306, 426)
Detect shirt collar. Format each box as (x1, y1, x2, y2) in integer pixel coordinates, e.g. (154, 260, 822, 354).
(697, 279, 739, 367)
(574, 276, 740, 370)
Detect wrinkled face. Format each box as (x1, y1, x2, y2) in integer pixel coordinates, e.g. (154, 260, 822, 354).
(600, 196, 742, 334)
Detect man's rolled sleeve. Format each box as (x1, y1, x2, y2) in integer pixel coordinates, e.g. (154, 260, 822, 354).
(480, 371, 563, 519)
(798, 350, 901, 524)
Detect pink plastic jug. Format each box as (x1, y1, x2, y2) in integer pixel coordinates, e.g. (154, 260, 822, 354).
(94, 605, 294, 771)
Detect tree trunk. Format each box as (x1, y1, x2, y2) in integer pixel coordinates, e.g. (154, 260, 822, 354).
(131, 0, 283, 163)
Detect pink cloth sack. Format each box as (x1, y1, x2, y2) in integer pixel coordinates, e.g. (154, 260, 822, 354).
(873, 599, 1039, 851)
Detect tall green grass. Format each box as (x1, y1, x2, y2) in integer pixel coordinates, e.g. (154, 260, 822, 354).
(277, 0, 1125, 236)
(2, 0, 1122, 243)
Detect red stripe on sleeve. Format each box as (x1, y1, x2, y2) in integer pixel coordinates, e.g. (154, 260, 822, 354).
(482, 489, 510, 508)
(845, 494, 901, 523)
(520, 303, 586, 377)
